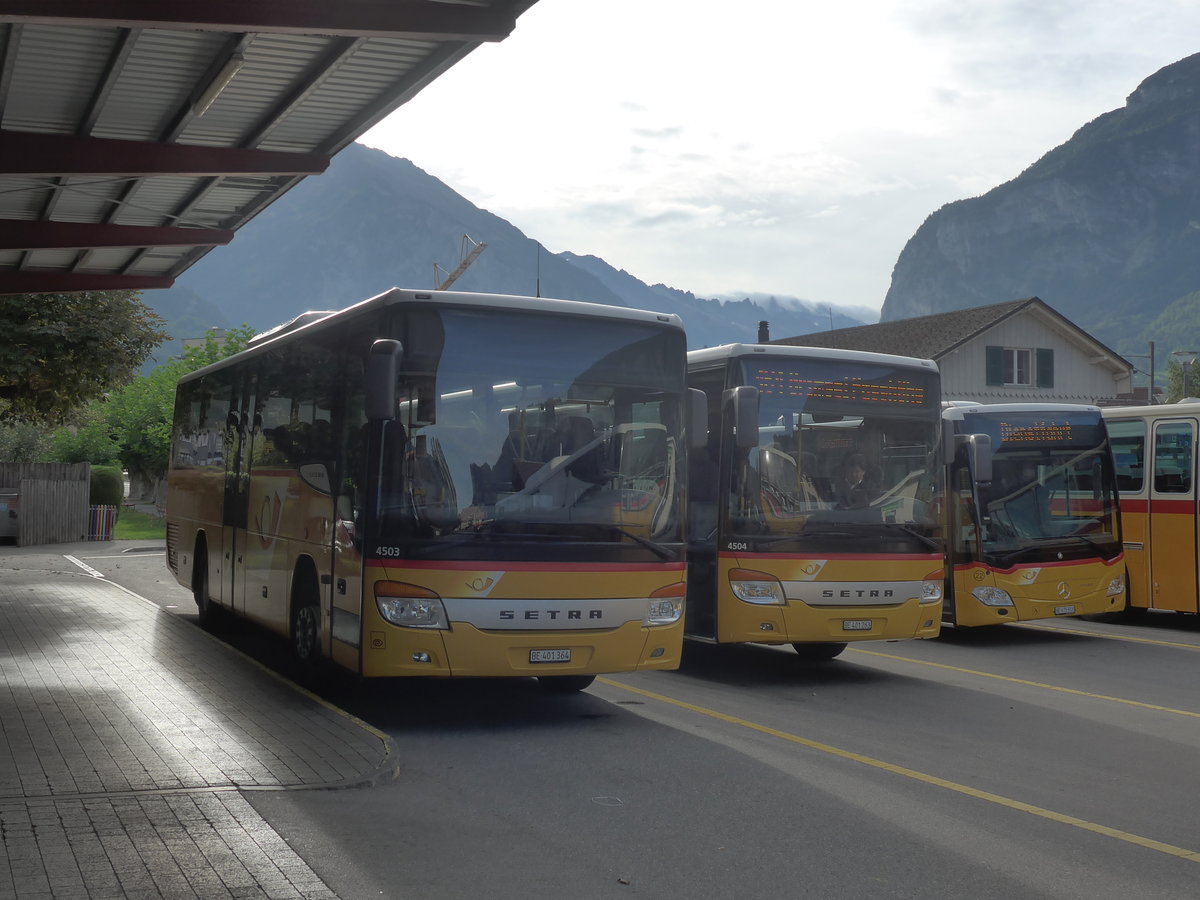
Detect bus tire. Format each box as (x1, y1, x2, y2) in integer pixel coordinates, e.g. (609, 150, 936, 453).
(792, 642, 847, 662)
(537, 674, 596, 692)
(290, 568, 321, 670)
(192, 538, 219, 629)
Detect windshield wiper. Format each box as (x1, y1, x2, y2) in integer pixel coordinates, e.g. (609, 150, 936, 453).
(586, 523, 674, 560)
(798, 520, 939, 550)
(893, 523, 940, 551)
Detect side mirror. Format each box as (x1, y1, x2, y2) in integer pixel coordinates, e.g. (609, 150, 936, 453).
(366, 339, 404, 421)
(955, 433, 993, 485)
(729, 386, 760, 449)
(687, 388, 708, 449)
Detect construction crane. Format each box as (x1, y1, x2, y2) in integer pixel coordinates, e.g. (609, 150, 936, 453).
(434, 234, 487, 290)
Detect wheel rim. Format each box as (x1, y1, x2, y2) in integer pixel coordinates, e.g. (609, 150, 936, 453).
(295, 606, 318, 660)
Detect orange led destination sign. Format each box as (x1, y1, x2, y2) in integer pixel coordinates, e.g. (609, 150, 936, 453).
(997, 420, 1074, 443)
(751, 366, 931, 407)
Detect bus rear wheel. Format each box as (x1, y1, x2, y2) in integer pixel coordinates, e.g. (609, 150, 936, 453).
(792, 642, 847, 662)
(537, 674, 596, 692)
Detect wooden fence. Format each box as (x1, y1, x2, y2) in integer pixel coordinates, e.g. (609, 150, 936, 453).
(0, 463, 90, 546)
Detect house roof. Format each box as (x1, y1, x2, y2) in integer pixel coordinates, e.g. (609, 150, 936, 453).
(772, 297, 1132, 374)
(0, 1, 536, 295)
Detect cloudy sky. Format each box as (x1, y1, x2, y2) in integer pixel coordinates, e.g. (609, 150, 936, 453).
(361, 1, 1200, 318)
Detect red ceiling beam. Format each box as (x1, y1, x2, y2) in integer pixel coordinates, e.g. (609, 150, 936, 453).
(0, 131, 329, 177)
(0, 220, 233, 250)
(0, 1, 520, 41)
(0, 271, 174, 293)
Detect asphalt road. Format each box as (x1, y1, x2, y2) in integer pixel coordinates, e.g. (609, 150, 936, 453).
(66, 543, 1200, 898)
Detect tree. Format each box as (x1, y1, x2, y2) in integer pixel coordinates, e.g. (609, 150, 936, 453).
(0, 291, 169, 424)
(106, 325, 255, 500)
(50, 404, 120, 466)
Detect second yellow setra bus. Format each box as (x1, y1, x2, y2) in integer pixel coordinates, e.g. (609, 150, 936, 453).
(941, 402, 1125, 626)
(166, 288, 705, 691)
(1102, 401, 1200, 615)
(685, 344, 945, 660)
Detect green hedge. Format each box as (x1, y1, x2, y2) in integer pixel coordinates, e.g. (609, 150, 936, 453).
(90, 465, 125, 507)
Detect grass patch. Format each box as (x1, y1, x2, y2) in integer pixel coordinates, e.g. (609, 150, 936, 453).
(114, 506, 166, 541)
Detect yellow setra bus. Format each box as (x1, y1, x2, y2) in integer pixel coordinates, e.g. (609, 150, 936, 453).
(1101, 401, 1200, 615)
(941, 402, 1125, 626)
(684, 344, 945, 661)
(166, 288, 704, 690)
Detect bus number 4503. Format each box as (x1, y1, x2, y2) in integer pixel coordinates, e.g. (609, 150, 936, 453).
(375, 546, 403, 558)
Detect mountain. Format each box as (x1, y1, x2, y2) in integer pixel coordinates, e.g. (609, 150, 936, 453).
(880, 52, 1200, 362)
(143, 143, 868, 351)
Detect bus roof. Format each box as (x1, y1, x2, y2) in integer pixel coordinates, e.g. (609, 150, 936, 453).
(942, 401, 1102, 421)
(179, 288, 685, 385)
(687, 342, 938, 373)
(1100, 401, 1200, 417)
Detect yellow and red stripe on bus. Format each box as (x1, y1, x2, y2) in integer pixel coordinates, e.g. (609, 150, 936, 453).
(714, 551, 944, 644)
(360, 559, 687, 678)
(951, 553, 1125, 626)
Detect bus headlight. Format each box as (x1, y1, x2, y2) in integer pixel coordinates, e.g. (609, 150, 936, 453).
(645, 583, 685, 626)
(1107, 576, 1126, 596)
(375, 582, 449, 629)
(729, 569, 785, 605)
(971, 586, 1013, 607)
(920, 580, 943, 605)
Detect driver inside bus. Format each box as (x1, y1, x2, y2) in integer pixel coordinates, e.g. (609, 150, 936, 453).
(836, 453, 876, 508)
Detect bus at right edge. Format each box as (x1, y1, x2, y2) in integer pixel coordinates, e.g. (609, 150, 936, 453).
(941, 402, 1126, 627)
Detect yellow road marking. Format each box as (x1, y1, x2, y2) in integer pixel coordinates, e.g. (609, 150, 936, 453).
(849, 647, 1200, 720)
(1014, 620, 1200, 651)
(598, 676, 1200, 862)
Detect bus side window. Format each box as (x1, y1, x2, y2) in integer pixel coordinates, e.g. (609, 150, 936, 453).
(1106, 418, 1145, 493)
(1153, 422, 1193, 494)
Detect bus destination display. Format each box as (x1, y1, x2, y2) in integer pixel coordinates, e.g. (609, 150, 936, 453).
(750, 365, 932, 407)
(997, 420, 1074, 444)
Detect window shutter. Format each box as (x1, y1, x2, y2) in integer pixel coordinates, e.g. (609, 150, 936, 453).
(1036, 348, 1054, 388)
(985, 346, 1004, 386)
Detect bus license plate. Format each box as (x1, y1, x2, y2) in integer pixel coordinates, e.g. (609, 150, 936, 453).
(1054, 605, 1076, 616)
(530, 648, 572, 663)
(842, 619, 873, 631)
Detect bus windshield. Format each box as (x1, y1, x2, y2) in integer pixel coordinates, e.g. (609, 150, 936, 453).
(960, 410, 1120, 554)
(375, 308, 686, 556)
(723, 358, 942, 549)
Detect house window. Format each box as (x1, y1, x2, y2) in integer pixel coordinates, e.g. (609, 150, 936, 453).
(1005, 348, 1031, 386)
(986, 346, 1054, 388)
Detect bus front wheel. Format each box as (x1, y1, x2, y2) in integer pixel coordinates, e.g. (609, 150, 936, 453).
(792, 642, 846, 662)
(537, 675, 596, 692)
(291, 575, 321, 668)
(192, 540, 218, 630)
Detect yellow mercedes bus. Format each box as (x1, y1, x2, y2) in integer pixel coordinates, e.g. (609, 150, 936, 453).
(166, 288, 704, 691)
(685, 344, 945, 661)
(942, 403, 1125, 626)
(1102, 402, 1199, 615)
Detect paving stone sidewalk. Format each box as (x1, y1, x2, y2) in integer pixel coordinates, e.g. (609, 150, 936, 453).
(0, 559, 395, 899)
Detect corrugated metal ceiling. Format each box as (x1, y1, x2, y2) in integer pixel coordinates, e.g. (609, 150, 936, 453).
(0, 1, 537, 294)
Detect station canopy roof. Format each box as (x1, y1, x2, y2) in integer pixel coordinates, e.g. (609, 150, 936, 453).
(0, 1, 536, 295)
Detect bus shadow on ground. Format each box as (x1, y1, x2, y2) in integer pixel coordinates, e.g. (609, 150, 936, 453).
(931, 623, 1095, 648)
(337, 676, 623, 733)
(1084, 608, 1200, 633)
(195, 614, 630, 732)
(673, 640, 898, 689)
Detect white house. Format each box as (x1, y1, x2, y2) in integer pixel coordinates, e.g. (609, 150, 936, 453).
(773, 297, 1134, 404)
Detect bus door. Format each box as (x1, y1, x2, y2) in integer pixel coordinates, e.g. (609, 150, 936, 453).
(1150, 419, 1197, 612)
(222, 373, 256, 615)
